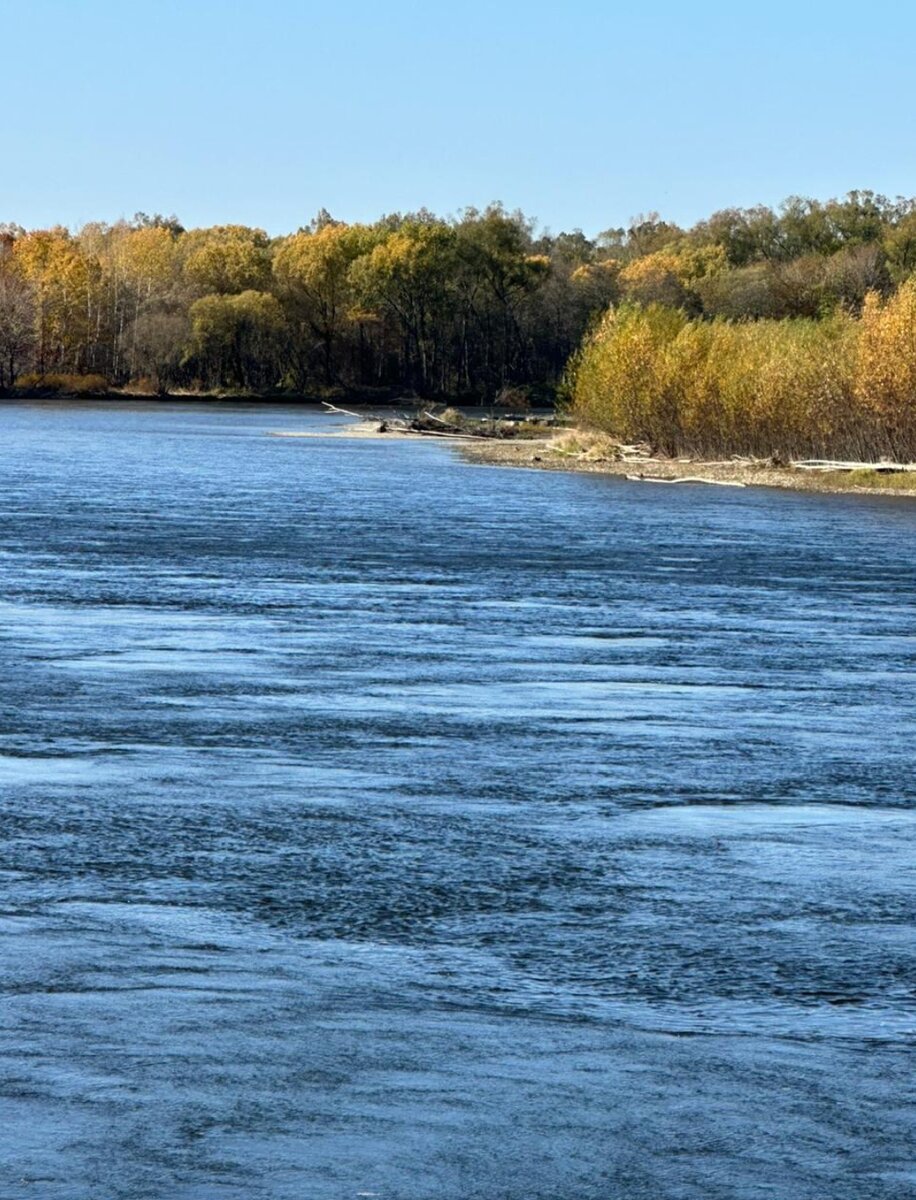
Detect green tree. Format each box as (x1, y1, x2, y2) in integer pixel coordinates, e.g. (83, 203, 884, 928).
(186, 290, 285, 389)
(273, 224, 376, 386)
(352, 221, 458, 392)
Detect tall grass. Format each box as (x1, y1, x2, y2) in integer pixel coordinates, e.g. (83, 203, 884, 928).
(571, 281, 916, 461)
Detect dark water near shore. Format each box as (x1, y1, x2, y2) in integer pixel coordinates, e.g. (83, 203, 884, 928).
(1, 402, 915, 1199)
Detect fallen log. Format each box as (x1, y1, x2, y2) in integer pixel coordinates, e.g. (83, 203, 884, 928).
(791, 459, 916, 473)
(321, 401, 369, 421)
(422, 410, 459, 427)
(409, 427, 493, 440)
(626, 474, 746, 488)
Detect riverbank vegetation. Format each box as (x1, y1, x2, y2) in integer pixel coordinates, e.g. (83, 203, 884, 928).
(0, 206, 616, 398)
(569, 192, 916, 461)
(4, 192, 916, 464)
(570, 286, 916, 462)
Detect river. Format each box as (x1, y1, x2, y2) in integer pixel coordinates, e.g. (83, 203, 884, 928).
(1, 402, 914, 1199)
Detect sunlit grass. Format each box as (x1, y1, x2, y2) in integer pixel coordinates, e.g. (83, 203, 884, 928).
(840, 468, 916, 487)
(821, 469, 916, 490)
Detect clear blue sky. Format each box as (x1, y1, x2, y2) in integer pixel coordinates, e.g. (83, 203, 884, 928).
(4, 0, 915, 238)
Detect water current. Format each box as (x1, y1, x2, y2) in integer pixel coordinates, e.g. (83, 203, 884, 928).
(1, 402, 914, 1198)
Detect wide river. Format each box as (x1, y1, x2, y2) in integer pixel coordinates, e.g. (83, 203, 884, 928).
(1, 402, 915, 1199)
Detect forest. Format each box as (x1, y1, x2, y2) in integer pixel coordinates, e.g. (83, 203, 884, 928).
(3, 191, 916, 458)
(0, 205, 615, 399)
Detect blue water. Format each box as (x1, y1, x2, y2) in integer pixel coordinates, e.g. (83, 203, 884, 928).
(1, 401, 915, 1199)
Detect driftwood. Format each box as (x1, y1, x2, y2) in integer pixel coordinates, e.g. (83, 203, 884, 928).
(791, 459, 916, 473)
(422, 410, 457, 427)
(695, 456, 760, 467)
(315, 402, 521, 443)
(418, 412, 513, 440)
(409, 426, 493, 441)
(321, 400, 367, 420)
(626, 474, 746, 488)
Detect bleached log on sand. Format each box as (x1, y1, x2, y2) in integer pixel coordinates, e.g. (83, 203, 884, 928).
(626, 475, 746, 488)
(791, 459, 916, 473)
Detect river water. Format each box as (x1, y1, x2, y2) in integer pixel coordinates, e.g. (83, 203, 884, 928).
(1, 401, 914, 1199)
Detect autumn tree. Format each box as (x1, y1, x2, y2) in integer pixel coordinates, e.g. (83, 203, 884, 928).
(619, 253, 692, 310)
(273, 224, 376, 386)
(0, 269, 34, 387)
(181, 225, 272, 295)
(186, 290, 285, 390)
(13, 229, 91, 373)
(352, 221, 458, 392)
(6, 188, 916, 418)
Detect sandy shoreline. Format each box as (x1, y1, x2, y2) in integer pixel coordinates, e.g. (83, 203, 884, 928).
(457, 438, 916, 496)
(271, 424, 916, 497)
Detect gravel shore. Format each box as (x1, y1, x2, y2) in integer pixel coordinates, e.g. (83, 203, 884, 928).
(273, 422, 916, 497)
(457, 435, 916, 498)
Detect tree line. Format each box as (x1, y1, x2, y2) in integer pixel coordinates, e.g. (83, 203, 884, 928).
(569, 191, 916, 461)
(4, 190, 916, 460)
(0, 206, 618, 397)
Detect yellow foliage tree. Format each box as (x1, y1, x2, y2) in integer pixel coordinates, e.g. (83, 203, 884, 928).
(618, 253, 690, 309)
(120, 226, 179, 298)
(273, 224, 377, 384)
(13, 229, 92, 373)
(181, 225, 272, 295)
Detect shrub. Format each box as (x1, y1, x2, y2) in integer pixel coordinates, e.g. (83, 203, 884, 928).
(856, 281, 916, 459)
(570, 296, 915, 461)
(14, 373, 109, 396)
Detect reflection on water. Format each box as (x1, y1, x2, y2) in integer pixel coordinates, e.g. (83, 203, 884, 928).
(1, 401, 915, 1199)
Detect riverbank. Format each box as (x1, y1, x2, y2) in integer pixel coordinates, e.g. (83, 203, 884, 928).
(277, 418, 916, 497)
(455, 431, 916, 497)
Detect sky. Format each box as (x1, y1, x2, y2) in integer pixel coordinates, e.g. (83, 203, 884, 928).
(3, 0, 916, 238)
